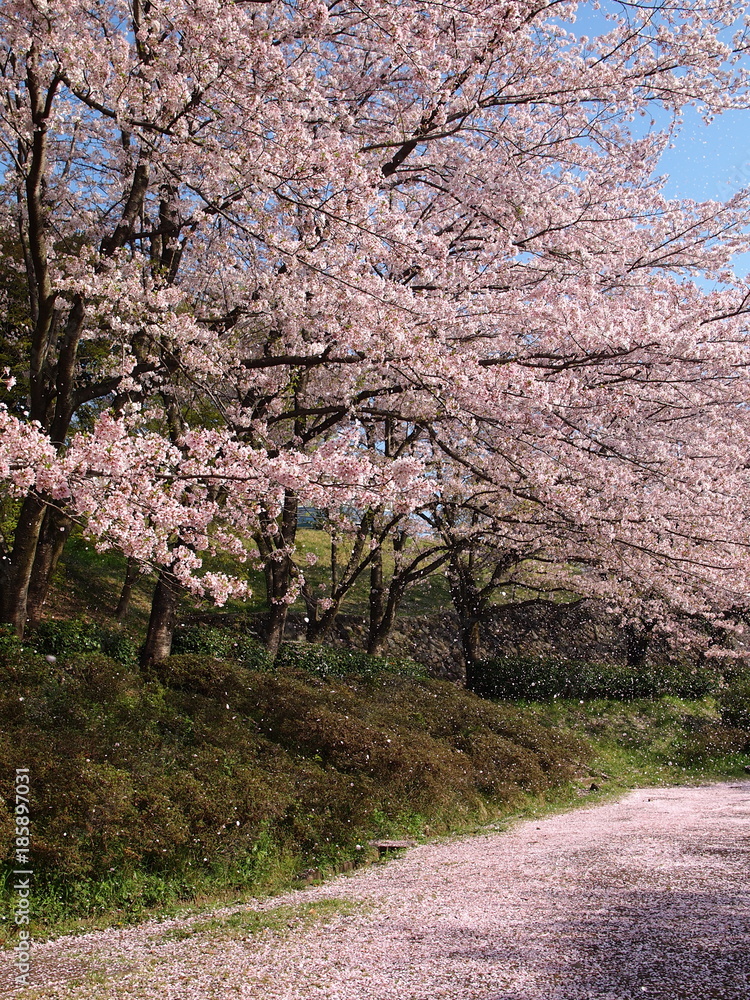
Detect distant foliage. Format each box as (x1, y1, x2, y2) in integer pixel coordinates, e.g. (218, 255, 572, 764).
(474, 656, 718, 702)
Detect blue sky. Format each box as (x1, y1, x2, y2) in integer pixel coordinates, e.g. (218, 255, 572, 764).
(657, 107, 750, 202)
(654, 108, 750, 278)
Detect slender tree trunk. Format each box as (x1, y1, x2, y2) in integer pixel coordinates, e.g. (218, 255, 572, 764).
(460, 617, 482, 692)
(305, 617, 332, 643)
(0, 494, 48, 636)
(116, 557, 141, 622)
(366, 623, 390, 657)
(447, 561, 484, 692)
(367, 587, 403, 656)
(366, 570, 414, 656)
(625, 622, 652, 668)
(298, 526, 341, 642)
(366, 601, 401, 656)
(140, 569, 179, 667)
(366, 528, 410, 655)
(366, 545, 385, 653)
(25, 507, 72, 627)
(305, 600, 342, 644)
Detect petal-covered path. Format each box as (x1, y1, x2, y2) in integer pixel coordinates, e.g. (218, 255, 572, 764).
(3, 782, 749, 1000)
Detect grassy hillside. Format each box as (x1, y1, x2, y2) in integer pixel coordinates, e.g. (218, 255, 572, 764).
(1, 639, 748, 944)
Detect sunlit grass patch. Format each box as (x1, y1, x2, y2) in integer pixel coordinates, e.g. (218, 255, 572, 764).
(156, 897, 365, 944)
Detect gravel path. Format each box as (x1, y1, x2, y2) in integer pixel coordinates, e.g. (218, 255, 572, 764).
(3, 782, 749, 999)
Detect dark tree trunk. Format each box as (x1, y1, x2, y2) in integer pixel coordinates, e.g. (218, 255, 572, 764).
(141, 569, 179, 667)
(625, 622, 652, 668)
(366, 545, 385, 654)
(447, 560, 484, 692)
(261, 550, 294, 657)
(305, 606, 341, 644)
(366, 587, 403, 657)
(25, 506, 72, 627)
(365, 535, 448, 657)
(0, 494, 49, 636)
(262, 599, 289, 659)
(302, 528, 341, 642)
(116, 557, 141, 622)
(366, 623, 390, 657)
(257, 490, 299, 658)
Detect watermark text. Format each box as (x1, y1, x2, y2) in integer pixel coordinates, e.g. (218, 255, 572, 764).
(13, 768, 31, 987)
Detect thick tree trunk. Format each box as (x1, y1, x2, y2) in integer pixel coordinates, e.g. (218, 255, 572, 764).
(25, 507, 72, 627)
(116, 557, 141, 622)
(263, 600, 289, 659)
(0, 494, 48, 636)
(262, 555, 294, 657)
(140, 569, 179, 667)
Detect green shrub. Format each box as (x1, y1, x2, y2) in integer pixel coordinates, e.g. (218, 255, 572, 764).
(172, 624, 271, 671)
(275, 642, 426, 679)
(100, 629, 139, 666)
(473, 655, 717, 702)
(0, 652, 581, 932)
(0, 623, 22, 656)
(29, 618, 102, 659)
(0, 644, 60, 686)
(172, 624, 237, 658)
(21, 621, 138, 668)
(63, 653, 131, 693)
(717, 674, 750, 730)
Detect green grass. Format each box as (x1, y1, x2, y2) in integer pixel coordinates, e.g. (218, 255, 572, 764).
(290, 529, 571, 617)
(53, 532, 267, 632)
(526, 696, 750, 788)
(51, 534, 155, 629)
(290, 528, 451, 616)
(53, 526, 581, 643)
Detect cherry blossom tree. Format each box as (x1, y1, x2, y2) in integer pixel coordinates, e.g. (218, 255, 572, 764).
(2, 0, 750, 660)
